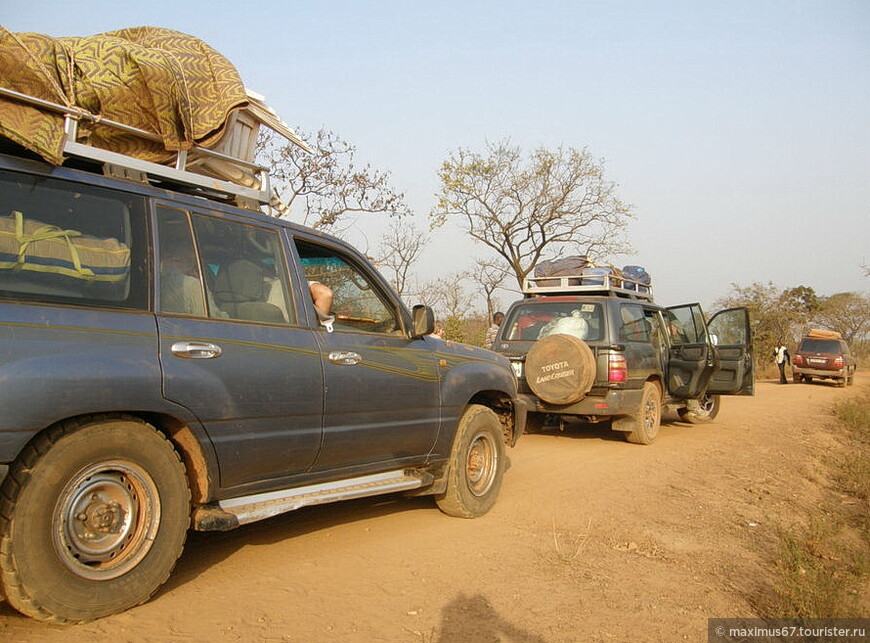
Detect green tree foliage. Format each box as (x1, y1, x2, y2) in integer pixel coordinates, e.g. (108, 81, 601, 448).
(717, 282, 870, 372)
(814, 292, 870, 344)
(716, 282, 819, 373)
(430, 140, 634, 288)
(443, 315, 467, 343)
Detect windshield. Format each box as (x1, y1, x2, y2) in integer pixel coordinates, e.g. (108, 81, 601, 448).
(799, 339, 840, 353)
(502, 302, 604, 342)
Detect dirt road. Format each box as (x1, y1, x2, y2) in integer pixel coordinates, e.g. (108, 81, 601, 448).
(2, 375, 867, 642)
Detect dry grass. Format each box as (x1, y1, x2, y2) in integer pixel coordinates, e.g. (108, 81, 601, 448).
(767, 389, 870, 617)
(551, 516, 593, 562)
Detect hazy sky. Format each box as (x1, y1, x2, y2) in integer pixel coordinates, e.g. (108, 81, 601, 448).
(3, 1, 868, 309)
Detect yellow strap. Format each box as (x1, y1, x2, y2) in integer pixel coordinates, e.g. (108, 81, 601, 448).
(12, 211, 94, 276)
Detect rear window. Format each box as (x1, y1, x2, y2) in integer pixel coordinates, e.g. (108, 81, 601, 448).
(502, 302, 604, 342)
(799, 339, 840, 353)
(0, 170, 148, 309)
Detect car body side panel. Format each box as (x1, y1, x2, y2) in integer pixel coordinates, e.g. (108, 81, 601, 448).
(313, 331, 442, 471)
(0, 304, 201, 460)
(429, 340, 519, 457)
(158, 315, 325, 491)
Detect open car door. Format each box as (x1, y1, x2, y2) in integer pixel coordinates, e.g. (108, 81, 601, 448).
(705, 307, 754, 395)
(664, 304, 754, 399)
(664, 303, 718, 399)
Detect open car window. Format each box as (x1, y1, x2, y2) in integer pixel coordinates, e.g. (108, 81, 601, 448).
(294, 239, 401, 335)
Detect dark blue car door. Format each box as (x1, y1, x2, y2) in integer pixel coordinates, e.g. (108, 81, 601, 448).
(155, 205, 324, 492)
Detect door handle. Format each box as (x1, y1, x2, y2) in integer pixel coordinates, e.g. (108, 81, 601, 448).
(328, 351, 361, 366)
(171, 341, 223, 359)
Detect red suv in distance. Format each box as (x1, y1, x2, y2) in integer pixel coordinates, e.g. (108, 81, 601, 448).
(792, 330, 857, 387)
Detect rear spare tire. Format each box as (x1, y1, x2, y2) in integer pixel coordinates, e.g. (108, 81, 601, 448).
(524, 334, 596, 405)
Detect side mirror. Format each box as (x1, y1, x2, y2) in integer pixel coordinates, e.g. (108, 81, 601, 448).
(412, 305, 435, 338)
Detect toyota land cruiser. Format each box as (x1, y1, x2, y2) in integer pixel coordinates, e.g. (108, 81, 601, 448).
(0, 130, 524, 622)
(492, 272, 753, 443)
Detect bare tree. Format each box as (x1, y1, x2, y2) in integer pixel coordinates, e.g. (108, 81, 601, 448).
(260, 129, 410, 232)
(420, 272, 474, 321)
(430, 140, 634, 288)
(374, 218, 428, 298)
(470, 258, 510, 319)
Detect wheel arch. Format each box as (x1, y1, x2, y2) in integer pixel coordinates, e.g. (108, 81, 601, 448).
(5, 411, 217, 506)
(468, 389, 523, 447)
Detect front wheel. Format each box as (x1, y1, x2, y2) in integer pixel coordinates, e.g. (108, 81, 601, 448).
(677, 393, 721, 424)
(436, 405, 506, 518)
(0, 416, 190, 623)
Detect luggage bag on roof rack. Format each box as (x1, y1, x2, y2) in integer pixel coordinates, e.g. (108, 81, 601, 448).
(533, 255, 590, 286)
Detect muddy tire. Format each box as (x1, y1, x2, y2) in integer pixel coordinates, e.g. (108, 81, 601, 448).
(436, 405, 505, 518)
(614, 382, 661, 445)
(793, 374, 802, 384)
(847, 369, 855, 386)
(0, 415, 190, 623)
(677, 393, 721, 424)
(525, 334, 596, 405)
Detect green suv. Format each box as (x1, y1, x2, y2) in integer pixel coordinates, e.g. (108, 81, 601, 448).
(492, 273, 754, 443)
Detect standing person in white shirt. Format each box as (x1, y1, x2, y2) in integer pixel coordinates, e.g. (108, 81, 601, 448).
(774, 343, 791, 384)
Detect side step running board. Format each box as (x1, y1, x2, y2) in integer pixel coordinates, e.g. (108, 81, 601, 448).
(193, 469, 432, 531)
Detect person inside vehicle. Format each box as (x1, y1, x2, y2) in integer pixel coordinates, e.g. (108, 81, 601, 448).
(159, 236, 207, 316)
(309, 280, 335, 331)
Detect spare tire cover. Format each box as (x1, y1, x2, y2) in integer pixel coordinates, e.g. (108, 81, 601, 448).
(525, 333, 596, 405)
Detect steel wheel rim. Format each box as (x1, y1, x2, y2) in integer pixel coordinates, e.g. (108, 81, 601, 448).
(53, 460, 161, 581)
(466, 431, 497, 497)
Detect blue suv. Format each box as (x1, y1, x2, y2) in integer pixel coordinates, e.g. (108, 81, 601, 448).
(0, 148, 524, 623)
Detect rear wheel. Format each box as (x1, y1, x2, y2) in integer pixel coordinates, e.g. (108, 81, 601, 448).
(793, 373, 802, 384)
(436, 405, 505, 518)
(677, 393, 721, 424)
(0, 416, 190, 623)
(847, 369, 855, 386)
(614, 382, 661, 445)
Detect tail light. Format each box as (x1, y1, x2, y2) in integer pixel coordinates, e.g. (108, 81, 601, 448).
(793, 354, 804, 366)
(608, 353, 627, 383)
(834, 356, 845, 368)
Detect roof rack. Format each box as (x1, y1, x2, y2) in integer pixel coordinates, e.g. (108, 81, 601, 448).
(523, 272, 654, 301)
(0, 86, 281, 208)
